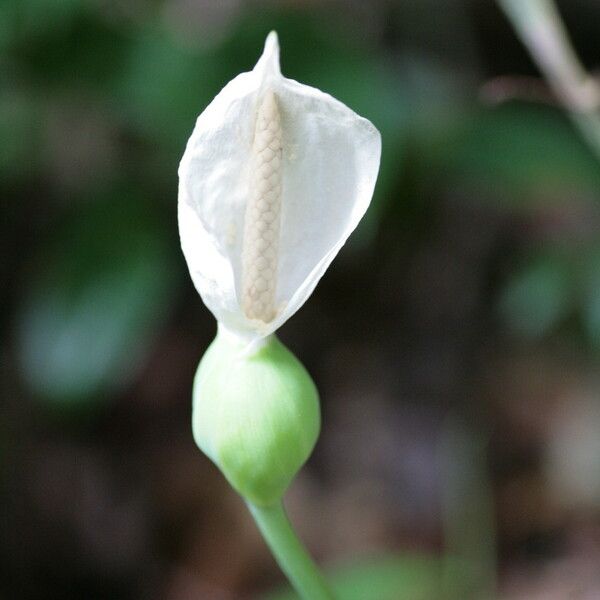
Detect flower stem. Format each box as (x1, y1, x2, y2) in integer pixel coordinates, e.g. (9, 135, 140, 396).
(247, 501, 337, 600)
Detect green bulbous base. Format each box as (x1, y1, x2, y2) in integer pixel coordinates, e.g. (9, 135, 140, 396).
(192, 330, 321, 506)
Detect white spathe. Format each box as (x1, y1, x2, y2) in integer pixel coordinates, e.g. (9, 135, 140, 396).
(178, 31, 381, 344)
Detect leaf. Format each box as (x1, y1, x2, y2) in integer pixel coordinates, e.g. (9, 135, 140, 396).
(435, 104, 600, 201)
(115, 27, 226, 149)
(7, 5, 129, 92)
(0, 92, 42, 183)
(0, 0, 83, 47)
(16, 184, 179, 408)
(581, 248, 600, 348)
(498, 252, 572, 340)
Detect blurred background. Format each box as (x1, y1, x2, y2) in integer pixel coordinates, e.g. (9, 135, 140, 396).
(2, 0, 600, 598)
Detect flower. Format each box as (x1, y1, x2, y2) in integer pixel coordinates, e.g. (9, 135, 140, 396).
(178, 31, 381, 345)
(181, 32, 381, 506)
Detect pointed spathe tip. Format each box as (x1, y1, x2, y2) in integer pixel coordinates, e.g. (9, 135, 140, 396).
(265, 30, 279, 52)
(254, 30, 281, 77)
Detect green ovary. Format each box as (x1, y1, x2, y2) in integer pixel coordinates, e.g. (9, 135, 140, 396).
(192, 331, 320, 506)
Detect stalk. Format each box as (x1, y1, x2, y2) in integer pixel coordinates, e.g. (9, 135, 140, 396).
(498, 0, 600, 162)
(248, 501, 337, 600)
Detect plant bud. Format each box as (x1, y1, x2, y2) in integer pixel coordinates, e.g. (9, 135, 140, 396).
(192, 330, 320, 506)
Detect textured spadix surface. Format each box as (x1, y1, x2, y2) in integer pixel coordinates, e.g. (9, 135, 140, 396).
(178, 31, 381, 343)
(242, 90, 282, 323)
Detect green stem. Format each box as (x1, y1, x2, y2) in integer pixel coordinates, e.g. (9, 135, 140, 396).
(248, 501, 337, 600)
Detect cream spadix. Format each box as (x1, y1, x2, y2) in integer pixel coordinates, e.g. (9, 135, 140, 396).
(242, 89, 282, 323)
(178, 31, 381, 343)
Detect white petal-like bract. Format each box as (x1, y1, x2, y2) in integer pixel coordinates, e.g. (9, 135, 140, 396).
(178, 32, 381, 343)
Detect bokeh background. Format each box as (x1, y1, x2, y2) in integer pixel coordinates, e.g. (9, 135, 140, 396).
(2, 1, 600, 598)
